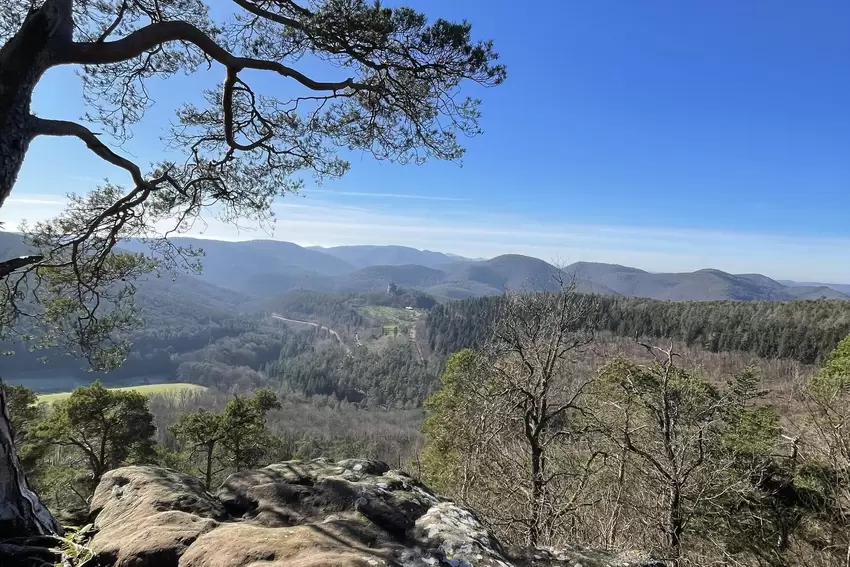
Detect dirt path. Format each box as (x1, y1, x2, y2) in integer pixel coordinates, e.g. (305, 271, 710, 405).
(271, 313, 350, 353)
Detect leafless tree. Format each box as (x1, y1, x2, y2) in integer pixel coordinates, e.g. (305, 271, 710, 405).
(589, 341, 748, 565)
(420, 273, 606, 547)
(484, 272, 603, 547)
(800, 338, 850, 566)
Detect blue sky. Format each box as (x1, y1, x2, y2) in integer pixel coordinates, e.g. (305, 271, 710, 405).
(4, 0, 850, 281)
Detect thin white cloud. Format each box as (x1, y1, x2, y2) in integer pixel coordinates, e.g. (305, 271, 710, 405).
(5, 197, 66, 206)
(0, 196, 67, 229)
(276, 199, 378, 214)
(307, 189, 470, 202)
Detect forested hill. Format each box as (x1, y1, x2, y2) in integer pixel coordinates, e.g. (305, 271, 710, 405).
(3, 231, 849, 302)
(426, 295, 850, 364)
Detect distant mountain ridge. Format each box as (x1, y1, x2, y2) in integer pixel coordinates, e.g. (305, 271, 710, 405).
(779, 280, 850, 297)
(565, 262, 847, 302)
(307, 244, 461, 268)
(1, 231, 848, 302)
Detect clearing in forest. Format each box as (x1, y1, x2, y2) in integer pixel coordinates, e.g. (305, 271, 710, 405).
(38, 383, 207, 404)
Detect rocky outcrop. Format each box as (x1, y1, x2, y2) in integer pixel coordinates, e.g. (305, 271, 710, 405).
(86, 458, 661, 567)
(88, 466, 225, 567)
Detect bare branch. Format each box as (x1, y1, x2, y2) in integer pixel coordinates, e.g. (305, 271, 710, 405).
(221, 69, 272, 151)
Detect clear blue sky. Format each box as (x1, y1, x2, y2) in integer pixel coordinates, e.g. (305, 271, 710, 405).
(4, 0, 850, 281)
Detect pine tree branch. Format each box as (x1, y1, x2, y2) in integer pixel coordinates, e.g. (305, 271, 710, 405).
(58, 21, 377, 93)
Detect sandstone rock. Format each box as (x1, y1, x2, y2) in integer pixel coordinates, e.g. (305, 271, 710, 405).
(91, 465, 226, 527)
(92, 510, 218, 567)
(413, 502, 512, 567)
(179, 514, 400, 567)
(218, 459, 436, 537)
(87, 459, 661, 567)
(89, 466, 225, 567)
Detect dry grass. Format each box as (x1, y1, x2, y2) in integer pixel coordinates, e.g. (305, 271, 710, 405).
(360, 306, 418, 324)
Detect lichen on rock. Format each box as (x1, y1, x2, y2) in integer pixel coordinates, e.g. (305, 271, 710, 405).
(82, 458, 661, 567)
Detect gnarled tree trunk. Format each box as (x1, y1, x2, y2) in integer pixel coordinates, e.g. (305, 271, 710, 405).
(0, 3, 71, 538)
(0, 377, 61, 538)
(0, 0, 71, 207)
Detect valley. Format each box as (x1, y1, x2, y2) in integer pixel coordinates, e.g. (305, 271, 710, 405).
(4, 231, 850, 398)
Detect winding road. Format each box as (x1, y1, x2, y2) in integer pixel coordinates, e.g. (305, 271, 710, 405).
(409, 325, 425, 364)
(270, 313, 350, 353)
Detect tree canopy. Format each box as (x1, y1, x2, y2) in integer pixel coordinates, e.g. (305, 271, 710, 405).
(35, 381, 156, 484)
(171, 388, 280, 488)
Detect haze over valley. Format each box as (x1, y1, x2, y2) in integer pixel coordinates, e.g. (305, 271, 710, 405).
(5, 232, 843, 305)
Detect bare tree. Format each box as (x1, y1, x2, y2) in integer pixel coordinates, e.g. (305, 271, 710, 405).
(422, 273, 604, 548)
(801, 336, 850, 566)
(486, 273, 602, 547)
(590, 342, 747, 565)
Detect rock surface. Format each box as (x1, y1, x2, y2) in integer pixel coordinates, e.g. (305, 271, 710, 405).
(85, 458, 661, 567)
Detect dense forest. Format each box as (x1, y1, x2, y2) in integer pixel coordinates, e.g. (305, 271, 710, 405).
(9, 286, 850, 414)
(427, 294, 850, 364)
(2, 315, 282, 382)
(270, 340, 437, 408)
(10, 286, 850, 406)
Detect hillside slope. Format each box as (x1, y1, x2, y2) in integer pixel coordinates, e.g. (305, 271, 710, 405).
(564, 262, 850, 302)
(780, 280, 850, 296)
(785, 285, 850, 300)
(310, 244, 460, 268)
(119, 237, 356, 294)
(0, 231, 248, 337)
